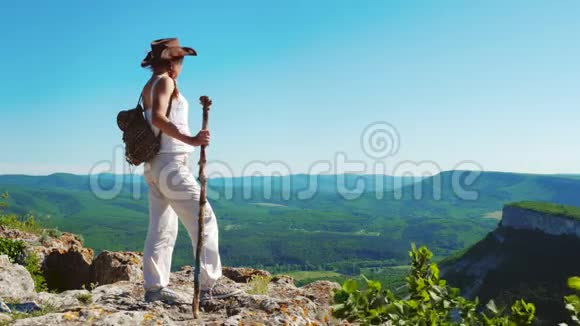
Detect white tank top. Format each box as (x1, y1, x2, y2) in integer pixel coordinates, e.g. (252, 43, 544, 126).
(143, 76, 194, 154)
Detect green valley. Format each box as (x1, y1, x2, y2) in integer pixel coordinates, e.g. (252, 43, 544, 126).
(1, 171, 579, 277)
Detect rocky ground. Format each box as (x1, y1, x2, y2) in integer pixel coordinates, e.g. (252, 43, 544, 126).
(0, 226, 343, 325)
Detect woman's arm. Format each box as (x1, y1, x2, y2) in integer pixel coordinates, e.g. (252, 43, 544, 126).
(150, 77, 209, 147)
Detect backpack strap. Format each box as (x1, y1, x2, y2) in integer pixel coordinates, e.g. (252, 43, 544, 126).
(150, 76, 162, 103)
(136, 93, 143, 109)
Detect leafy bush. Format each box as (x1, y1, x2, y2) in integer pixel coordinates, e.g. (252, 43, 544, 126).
(45, 228, 62, 238)
(332, 244, 536, 325)
(76, 233, 84, 245)
(39, 227, 63, 244)
(0, 192, 7, 209)
(0, 193, 47, 291)
(0, 193, 42, 234)
(74, 282, 98, 304)
(564, 276, 580, 325)
(75, 292, 93, 305)
(0, 238, 27, 263)
(0, 212, 43, 235)
(24, 251, 47, 292)
(0, 238, 47, 292)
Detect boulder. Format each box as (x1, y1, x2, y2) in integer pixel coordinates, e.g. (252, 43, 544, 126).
(0, 227, 95, 291)
(301, 280, 341, 306)
(0, 225, 38, 243)
(41, 233, 93, 291)
(89, 251, 143, 286)
(222, 267, 271, 283)
(0, 255, 36, 301)
(272, 274, 294, 285)
(0, 313, 11, 324)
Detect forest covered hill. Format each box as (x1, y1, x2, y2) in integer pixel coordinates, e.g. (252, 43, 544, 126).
(1, 171, 579, 279)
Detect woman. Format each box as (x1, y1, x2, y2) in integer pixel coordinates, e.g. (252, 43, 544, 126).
(139, 38, 240, 303)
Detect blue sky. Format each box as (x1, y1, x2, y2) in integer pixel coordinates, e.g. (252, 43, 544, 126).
(0, 0, 578, 176)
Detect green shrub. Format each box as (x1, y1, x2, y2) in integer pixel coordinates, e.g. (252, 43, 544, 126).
(0, 238, 47, 292)
(332, 244, 536, 325)
(75, 292, 93, 305)
(0, 213, 43, 235)
(564, 276, 580, 325)
(38, 231, 49, 244)
(0, 192, 7, 210)
(24, 251, 47, 292)
(0, 193, 42, 234)
(39, 228, 62, 244)
(45, 228, 62, 238)
(0, 238, 27, 263)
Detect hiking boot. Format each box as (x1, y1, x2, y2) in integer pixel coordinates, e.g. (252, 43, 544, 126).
(144, 287, 182, 303)
(200, 277, 242, 301)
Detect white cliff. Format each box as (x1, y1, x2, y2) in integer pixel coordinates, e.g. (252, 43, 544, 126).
(500, 205, 580, 238)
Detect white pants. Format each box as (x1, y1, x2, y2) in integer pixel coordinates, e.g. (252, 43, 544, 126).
(143, 152, 222, 291)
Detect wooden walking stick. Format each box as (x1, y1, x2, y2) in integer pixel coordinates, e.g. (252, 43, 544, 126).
(193, 95, 212, 319)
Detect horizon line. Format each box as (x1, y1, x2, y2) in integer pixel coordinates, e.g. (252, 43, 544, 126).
(0, 170, 578, 179)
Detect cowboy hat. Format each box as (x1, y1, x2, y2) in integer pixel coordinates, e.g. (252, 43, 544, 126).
(141, 38, 197, 67)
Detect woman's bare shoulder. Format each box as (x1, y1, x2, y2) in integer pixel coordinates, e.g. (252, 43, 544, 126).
(153, 76, 175, 95)
(142, 76, 175, 108)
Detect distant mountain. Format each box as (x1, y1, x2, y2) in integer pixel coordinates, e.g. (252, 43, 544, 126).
(0, 173, 143, 193)
(0, 173, 419, 193)
(441, 201, 580, 325)
(554, 174, 580, 180)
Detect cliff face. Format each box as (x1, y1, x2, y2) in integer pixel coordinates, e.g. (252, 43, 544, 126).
(441, 203, 580, 324)
(500, 205, 580, 238)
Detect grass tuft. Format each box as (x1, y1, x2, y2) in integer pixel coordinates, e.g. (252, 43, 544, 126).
(247, 274, 272, 295)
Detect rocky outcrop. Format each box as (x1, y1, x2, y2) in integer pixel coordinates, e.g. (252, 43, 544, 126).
(0, 227, 95, 291)
(0, 226, 341, 324)
(222, 266, 271, 283)
(89, 251, 143, 286)
(1, 259, 340, 325)
(40, 233, 94, 291)
(0, 226, 38, 243)
(0, 255, 36, 302)
(501, 205, 580, 237)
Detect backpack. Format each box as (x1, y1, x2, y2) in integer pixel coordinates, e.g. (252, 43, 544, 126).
(116, 92, 172, 166)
